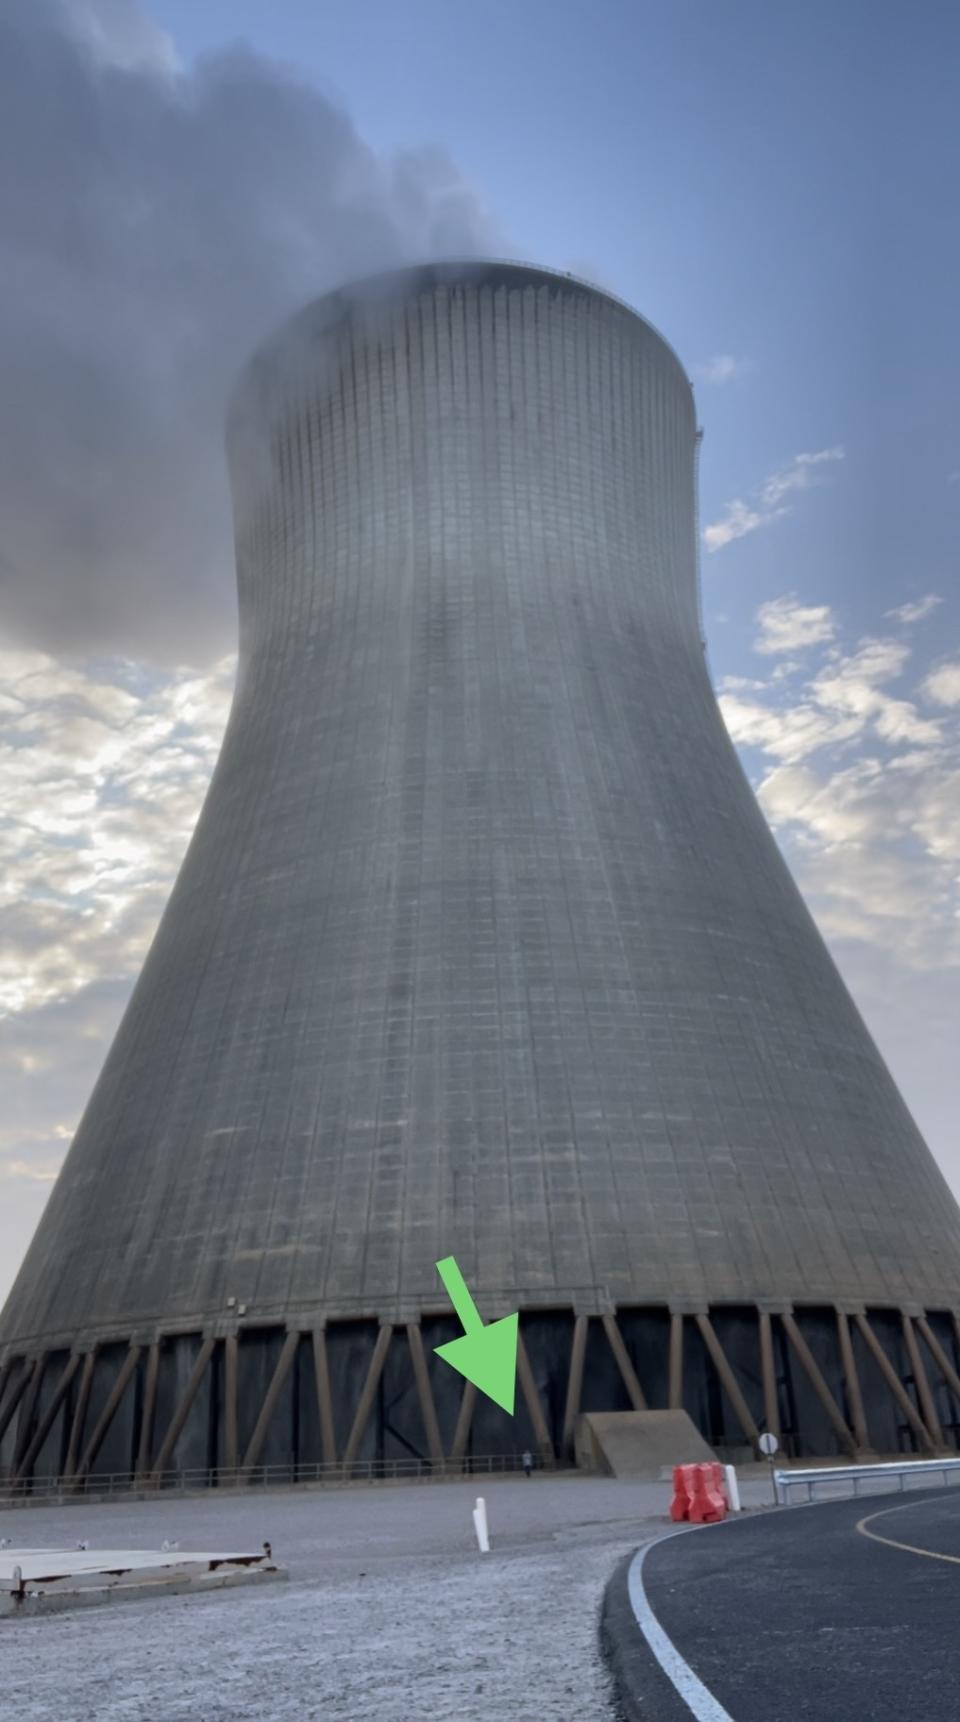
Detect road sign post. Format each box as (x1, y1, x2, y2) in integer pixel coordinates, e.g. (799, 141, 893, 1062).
(758, 1430, 779, 1504)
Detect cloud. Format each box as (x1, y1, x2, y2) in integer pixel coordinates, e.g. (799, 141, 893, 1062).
(923, 661, 960, 708)
(721, 630, 941, 762)
(754, 595, 836, 656)
(4, 1161, 58, 1184)
(0, 628, 237, 1300)
(885, 594, 943, 625)
(717, 693, 861, 763)
(0, 971, 137, 1305)
(0, 0, 499, 667)
(757, 756, 960, 968)
(703, 501, 766, 551)
(759, 446, 845, 508)
(810, 638, 943, 747)
(718, 610, 960, 981)
(704, 447, 844, 552)
(694, 354, 744, 385)
(0, 638, 235, 1017)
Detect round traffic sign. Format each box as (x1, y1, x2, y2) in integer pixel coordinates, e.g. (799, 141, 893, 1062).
(758, 1432, 779, 1457)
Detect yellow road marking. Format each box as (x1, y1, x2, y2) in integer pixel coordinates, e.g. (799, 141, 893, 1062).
(856, 1498, 960, 1566)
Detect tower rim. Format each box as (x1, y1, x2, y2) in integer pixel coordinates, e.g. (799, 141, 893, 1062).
(225, 255, 693, 450)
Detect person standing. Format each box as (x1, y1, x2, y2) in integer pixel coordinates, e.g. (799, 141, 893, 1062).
(522, 1449, 534, 1478)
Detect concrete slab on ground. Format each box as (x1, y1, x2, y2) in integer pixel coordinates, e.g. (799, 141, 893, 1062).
(0, 1546, 285, 1617)
(0, 1549, 275, 1582)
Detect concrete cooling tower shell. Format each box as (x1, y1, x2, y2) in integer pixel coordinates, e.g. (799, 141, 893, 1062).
(3, 260, 960, 1489)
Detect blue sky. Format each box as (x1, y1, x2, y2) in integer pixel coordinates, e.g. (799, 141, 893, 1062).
(0, 0, 958, 1297)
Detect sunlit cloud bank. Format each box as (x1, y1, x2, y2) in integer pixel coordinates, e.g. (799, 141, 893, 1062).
(0, 641, 235, 1280)
(0, 643, 236, 1018)
(719, 597, 960, 971)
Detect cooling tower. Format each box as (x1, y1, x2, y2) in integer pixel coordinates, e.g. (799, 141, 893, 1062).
(4, 260, 960, 1489)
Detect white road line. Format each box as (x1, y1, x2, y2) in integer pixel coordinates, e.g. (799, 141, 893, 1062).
(627, 1534, 736, 1722)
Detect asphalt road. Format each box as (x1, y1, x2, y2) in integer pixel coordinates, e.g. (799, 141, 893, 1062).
(604, 1486, 960, 1722)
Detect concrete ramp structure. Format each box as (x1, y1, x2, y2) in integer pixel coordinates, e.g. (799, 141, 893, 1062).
(576, 1410, 716, 1478)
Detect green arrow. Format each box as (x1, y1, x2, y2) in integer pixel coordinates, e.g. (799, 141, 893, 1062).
(434, 1256, 518, 1414)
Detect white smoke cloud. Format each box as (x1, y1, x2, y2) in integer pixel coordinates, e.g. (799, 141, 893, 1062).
(0, 0, 501, 665)
(65, 0, 180, 72)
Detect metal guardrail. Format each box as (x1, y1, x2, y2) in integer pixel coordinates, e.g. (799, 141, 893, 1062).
(0, 1451, 537, 1509)
(775, 1457, 960, 1506)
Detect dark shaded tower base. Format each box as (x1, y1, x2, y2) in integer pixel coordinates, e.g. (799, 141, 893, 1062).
(4, 1301, 960, 1491)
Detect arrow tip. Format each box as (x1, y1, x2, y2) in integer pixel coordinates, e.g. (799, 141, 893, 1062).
(435, 1312, 519, 1414)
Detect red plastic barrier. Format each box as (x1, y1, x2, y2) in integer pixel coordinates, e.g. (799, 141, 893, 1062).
(687, 1462, 727, 1524)
(669, 1461, 729, 1523)
(669, 1463, 694, 1521)
(708, 1461, 730, 1504)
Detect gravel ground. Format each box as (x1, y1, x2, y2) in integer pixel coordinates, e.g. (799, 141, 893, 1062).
(0, 1473, 769, 1720)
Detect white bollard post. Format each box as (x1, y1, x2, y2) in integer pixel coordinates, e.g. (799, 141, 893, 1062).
(472, 1495, 490, 1553)
(724, 1464, 741, 1512)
